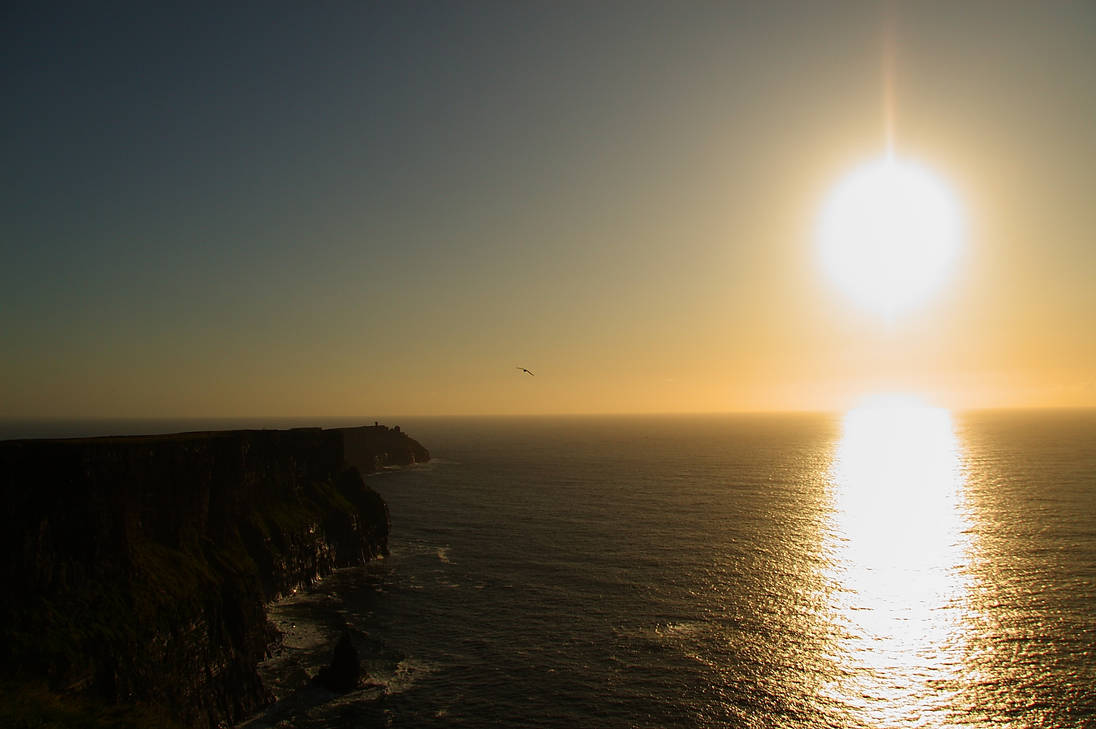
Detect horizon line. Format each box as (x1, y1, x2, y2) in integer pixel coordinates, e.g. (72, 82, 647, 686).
(6, 404, 1095, 421)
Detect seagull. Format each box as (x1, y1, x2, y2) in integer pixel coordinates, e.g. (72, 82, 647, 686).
(516, 367, 535, 376)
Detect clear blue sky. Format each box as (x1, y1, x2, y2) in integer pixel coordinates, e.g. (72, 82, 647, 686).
(4, 2, 1095, 416)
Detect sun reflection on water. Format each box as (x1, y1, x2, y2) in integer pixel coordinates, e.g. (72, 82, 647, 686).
(821, 394, 974, 727)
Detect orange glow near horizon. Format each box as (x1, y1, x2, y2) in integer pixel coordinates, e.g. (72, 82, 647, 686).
(3, 5, 1095, 419)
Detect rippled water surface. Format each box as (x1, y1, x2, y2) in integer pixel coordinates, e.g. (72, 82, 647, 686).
(9, 411, 1092, 726)
(262, 410, 1090, 728)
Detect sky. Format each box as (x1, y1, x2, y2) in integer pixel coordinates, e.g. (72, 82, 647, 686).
(3, 1, 1095, 417)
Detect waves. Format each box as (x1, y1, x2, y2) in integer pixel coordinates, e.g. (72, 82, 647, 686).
(252, 413, 1096, 728)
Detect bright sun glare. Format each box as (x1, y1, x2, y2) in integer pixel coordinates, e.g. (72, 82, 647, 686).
(818, 157, 963, 317)
(824, 393, 972, 724)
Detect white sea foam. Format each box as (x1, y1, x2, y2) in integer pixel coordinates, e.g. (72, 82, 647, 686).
(247, 413, 1096, 728)
(375, 657, 438, 695)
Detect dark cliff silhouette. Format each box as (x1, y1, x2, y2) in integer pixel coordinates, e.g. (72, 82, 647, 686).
(0, 425, 428, 728)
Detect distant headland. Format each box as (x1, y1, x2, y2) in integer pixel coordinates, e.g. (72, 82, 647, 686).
(0, 424, 429, 728)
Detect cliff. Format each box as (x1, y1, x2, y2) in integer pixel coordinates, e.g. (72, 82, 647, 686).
(0, 425, 429, 728)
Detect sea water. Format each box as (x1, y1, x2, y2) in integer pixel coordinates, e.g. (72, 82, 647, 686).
(5, 411, 1094, 727)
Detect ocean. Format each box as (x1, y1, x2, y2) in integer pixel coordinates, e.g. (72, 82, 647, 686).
(4, 410, 1095, 728)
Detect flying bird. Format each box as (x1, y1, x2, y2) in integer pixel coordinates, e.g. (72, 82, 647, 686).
(516, 367, 535, 376)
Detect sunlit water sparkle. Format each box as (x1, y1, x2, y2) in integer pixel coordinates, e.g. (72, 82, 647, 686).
(821, 400, 974, 727)
(3, 413, 1093, 727)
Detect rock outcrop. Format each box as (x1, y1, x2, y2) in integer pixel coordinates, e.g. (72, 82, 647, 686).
(0, 425, 428, 728)
(313, 632, 361, 692)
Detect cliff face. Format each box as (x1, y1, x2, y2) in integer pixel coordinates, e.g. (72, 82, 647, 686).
(0, 425, 428, 728)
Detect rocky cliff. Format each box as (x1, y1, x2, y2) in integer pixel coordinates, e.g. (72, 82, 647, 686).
(0, 425, 428, 728)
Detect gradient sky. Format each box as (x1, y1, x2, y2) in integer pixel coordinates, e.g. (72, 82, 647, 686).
(3, 1, 1095, 417)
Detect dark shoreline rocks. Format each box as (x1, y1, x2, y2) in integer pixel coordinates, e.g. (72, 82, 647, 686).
(313, 632, 361, 692)
(0, 425, 428, 728)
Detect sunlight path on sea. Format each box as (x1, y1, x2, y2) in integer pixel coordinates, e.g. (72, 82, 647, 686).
(818, 397, 975, 727)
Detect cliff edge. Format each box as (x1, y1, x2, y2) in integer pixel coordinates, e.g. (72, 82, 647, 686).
(0, 425, 428, 728)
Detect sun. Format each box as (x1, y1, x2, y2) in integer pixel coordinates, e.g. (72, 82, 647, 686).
(817, 156, 963, 317)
